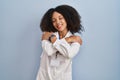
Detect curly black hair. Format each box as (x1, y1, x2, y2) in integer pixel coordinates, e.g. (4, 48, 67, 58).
(40, 5, 84, 34)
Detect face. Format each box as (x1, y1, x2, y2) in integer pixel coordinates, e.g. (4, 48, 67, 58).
(52, 11, 68, 32)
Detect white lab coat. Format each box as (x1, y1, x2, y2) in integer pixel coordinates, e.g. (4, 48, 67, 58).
(36, 31, 81, 80)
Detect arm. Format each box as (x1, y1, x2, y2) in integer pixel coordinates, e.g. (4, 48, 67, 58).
(42, 40, 57, 56)
(53, 39, 80, 59)
(41, 32, 57, 56)
(50, 35, 82, 59)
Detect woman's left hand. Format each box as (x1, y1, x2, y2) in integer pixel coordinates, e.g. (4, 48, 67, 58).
(65, 36, 82, 45)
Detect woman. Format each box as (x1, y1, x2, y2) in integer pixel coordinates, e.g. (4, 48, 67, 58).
(36, 5, 84, 80)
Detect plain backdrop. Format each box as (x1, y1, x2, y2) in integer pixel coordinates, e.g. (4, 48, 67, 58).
(0, 0, 120, 80)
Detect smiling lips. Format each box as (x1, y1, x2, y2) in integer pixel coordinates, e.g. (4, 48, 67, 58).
(56, 23, 62, 29)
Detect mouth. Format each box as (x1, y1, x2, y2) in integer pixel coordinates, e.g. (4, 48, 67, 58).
(57, 26, 61, 29)
(57, 23, 62, 29)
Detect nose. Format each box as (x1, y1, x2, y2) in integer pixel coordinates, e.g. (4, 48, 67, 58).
(56, 19, 60, 24)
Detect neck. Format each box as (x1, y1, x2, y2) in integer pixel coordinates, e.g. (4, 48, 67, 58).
(59, 30, 68, 39)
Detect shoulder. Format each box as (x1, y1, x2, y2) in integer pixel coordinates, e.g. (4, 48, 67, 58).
(74, 33, 82, 44)
(67, 31, 81, 37)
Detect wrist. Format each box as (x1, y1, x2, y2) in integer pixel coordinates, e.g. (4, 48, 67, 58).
(49, 34, 56, 43)
(65, 37, 72, 43)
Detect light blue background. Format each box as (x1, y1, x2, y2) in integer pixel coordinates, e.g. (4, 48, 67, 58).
(0, 0, 120, 80)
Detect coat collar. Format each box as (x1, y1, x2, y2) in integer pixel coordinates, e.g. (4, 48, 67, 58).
(53, 31, 73, 39)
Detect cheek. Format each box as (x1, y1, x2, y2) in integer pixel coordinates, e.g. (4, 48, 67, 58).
(62, 20, 67, 25)
(52, 23, 57, 28)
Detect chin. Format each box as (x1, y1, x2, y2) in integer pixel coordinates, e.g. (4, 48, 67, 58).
(58, 29, 63, 32)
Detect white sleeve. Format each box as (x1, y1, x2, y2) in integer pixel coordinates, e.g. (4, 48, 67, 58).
(42, 40, 57, 56)
(53, 38, 81, 59)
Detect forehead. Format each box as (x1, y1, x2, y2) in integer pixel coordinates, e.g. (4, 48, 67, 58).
(52, 11, 63, 18)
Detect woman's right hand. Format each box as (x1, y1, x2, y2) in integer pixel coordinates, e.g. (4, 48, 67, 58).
(42, 32, 53, 40)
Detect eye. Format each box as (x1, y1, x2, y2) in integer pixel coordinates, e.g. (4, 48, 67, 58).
(52, 19, 56, 23)
(59, 17, 63, 20)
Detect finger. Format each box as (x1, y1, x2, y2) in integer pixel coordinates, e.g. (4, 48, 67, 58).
(79, 39, 82, 45)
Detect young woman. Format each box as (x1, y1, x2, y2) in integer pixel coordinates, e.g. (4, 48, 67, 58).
(36, 5, 84, 80)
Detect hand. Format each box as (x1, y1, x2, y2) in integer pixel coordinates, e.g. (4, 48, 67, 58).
(65, 36, 82, 45)
(50, 35, 57, 43)
(42, 32, 53, 40)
